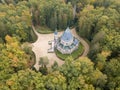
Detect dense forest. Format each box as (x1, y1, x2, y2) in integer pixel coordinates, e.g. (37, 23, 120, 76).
(0, 0, 120, 90)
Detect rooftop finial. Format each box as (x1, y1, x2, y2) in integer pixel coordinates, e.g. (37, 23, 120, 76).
(54, 28, 58, 35)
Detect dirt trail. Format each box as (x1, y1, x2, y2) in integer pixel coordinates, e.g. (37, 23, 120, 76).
(71, 28, 89, 57)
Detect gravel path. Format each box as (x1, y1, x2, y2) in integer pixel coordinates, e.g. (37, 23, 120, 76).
(31, 26, 89, 70)
(72, 29, 89, 57)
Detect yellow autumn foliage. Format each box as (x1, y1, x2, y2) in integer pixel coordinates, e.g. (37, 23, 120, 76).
(6, 80, 14, 86)
(5, 35, 13, 44)
(101, 50, 111, 57)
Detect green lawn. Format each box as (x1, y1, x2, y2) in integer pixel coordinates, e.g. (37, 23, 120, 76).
(30, 29, 37, 42)
(35, 26, 67, 34)
(55, 44, 84, 60)
(36, 26, 53, 34)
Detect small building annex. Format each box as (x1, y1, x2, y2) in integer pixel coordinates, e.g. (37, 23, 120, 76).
(48, 27, 79, 54)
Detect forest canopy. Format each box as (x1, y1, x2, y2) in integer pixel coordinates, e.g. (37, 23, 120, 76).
(0, 0, 120, 90)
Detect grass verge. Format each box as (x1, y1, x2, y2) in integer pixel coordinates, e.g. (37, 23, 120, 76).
(55, 43, 84, 60)
(35, 26, 66, 34)
(36, 26, 53, 34)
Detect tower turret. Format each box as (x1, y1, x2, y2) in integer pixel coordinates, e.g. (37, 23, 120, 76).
(54, 29, 58, 41)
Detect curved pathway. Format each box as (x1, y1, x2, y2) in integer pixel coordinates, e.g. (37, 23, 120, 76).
(71, 28, 89, 57)
(31, 26, 89, 70)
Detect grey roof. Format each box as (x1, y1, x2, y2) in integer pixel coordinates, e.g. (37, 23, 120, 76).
(61, 27, 73, 42)
(74, 38, 79, 45)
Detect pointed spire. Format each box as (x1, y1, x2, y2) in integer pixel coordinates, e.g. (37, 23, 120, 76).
(66, 27, 70, 32)
(54, 28, 58, 35)
(61, 27, 73, 42)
